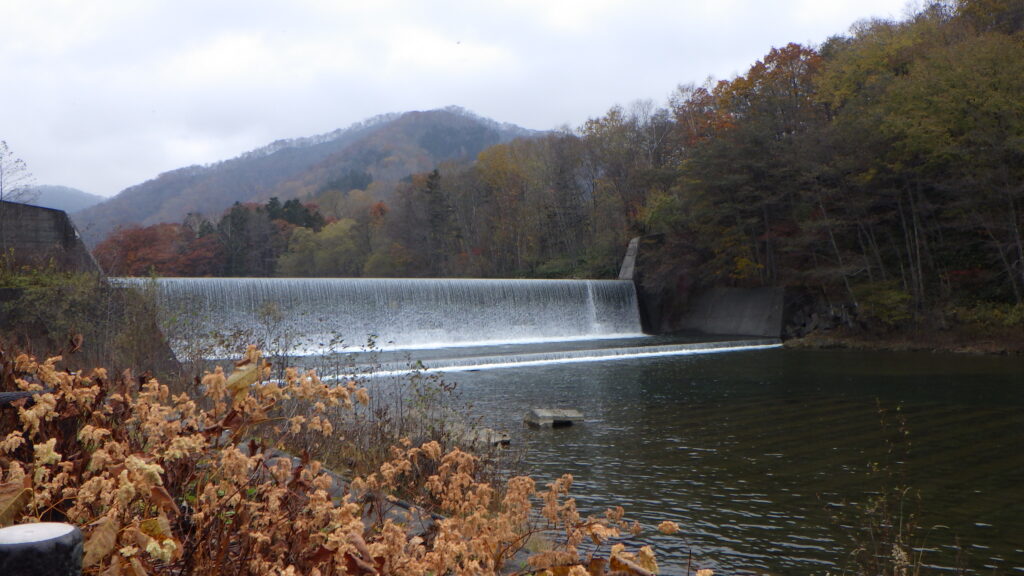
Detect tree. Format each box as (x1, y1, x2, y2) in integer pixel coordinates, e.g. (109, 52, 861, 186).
(93, 224, 189, 276)
(954, 0, 1024, 34)
(679, 43, 826, 286)
(276, 219, 365, 277)
(881, 32, 1024, 302)
(216, 203, 278, 276)
(280, 198, 324, 229)
(92, 223, 225, 276)
(1, 142, 39, 255)
(423, 169, 462, 274)
(0, 140, 37, 204)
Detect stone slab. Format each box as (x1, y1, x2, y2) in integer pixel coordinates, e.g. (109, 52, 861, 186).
(524, 408, 584, 428)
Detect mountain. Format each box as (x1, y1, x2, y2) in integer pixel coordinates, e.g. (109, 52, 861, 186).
(72, 107, 540, 247)
(25, 185, 105, 213)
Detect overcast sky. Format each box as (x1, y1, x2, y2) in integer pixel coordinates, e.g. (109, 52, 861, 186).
(2, 0, 912, 197)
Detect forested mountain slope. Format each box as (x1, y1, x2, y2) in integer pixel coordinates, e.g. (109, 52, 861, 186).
(73, 107, 537, 246)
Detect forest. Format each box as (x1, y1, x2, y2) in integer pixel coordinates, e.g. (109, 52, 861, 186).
(94, 0, 1024, 326)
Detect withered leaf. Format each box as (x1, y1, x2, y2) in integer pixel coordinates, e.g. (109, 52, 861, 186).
(304, 545, 336, 565)
(139, 515, 172, 540)
(131, 526, 153, 550)
(225, 363, 258, 404)
(84, 514, 121, 568)
(100, 558, 123, 576)
(128, 557, 149, 576)
(149, 485, 180, 518)
(69, 333, 84, 354)
(221, 409, 242, 429)
(0, 481, 32, 527)
(609, 554, 656, 576)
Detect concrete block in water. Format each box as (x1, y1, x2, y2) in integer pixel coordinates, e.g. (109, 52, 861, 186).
(525, 408, 584, 428)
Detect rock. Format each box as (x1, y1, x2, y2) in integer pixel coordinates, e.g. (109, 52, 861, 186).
(524, 408, 584, 428)
(466, 427, 511, 447)
(447, 422, 511, 448)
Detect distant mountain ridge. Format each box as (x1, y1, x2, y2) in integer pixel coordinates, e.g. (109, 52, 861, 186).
(25, 185, 105, 213)
(73, 107, 541, 247)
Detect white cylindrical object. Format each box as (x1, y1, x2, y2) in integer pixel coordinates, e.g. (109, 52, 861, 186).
(0, 522, 83, 576)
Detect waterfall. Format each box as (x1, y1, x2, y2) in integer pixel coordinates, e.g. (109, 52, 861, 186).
(124, 277, 644, 356)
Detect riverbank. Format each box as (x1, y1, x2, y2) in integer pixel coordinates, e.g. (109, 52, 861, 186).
(785, 325, 1024, 355)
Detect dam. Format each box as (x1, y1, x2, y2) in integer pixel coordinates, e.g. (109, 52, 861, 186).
(122, 276, 779, 370)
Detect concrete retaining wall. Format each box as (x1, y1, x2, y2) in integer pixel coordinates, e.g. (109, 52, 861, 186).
(0, 201, 100, 273)
(675, 286, 785, 337)
(622, 235, 788, 338)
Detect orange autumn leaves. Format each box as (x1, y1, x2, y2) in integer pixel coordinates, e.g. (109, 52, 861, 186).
(0, 346, 706, 575)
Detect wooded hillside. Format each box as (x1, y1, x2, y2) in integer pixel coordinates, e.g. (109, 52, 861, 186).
(96, 1, 1024, 324)
(74, 107, 536, 246)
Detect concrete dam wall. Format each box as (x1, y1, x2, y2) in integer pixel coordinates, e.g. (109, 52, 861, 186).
(674, 286, 785, 338)
(620, 234, 787, 338)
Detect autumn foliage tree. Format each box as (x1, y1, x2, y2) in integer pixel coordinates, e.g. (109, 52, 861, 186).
(93, 198, 324, 277)
(93, 224, 222, 277)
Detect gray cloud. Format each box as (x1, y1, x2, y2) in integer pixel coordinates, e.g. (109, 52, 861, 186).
(1, 0, 910, 197)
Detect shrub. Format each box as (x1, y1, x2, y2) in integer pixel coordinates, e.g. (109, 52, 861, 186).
(950, 302, 1024, 328)
(0, 261, 175, 377)
(0, 347, 689, 575)
(854, 281, 914, 331)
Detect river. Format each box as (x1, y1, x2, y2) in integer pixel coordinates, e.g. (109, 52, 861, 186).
(443, 348, 1024, 575)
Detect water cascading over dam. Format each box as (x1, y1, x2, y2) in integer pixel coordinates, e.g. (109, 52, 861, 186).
(128, 277, 646, 356)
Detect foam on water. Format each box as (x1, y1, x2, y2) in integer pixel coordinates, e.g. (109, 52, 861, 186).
(320, 339, 783, 379)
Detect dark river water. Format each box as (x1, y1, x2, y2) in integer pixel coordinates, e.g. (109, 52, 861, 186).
(438, 348, 1024, 575)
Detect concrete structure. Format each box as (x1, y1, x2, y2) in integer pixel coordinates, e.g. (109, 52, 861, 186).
(676, 286, 785, 337)
(0, 201, 179, 379)
(620, 234, 789, 338)
(0, 201, 100, 273)
(524, 408, 584, 428)
(617, 237, 639, 280)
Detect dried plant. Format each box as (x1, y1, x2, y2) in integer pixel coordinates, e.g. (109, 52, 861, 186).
(0, 346, 707, 575)
(826, 402, 968, 576)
